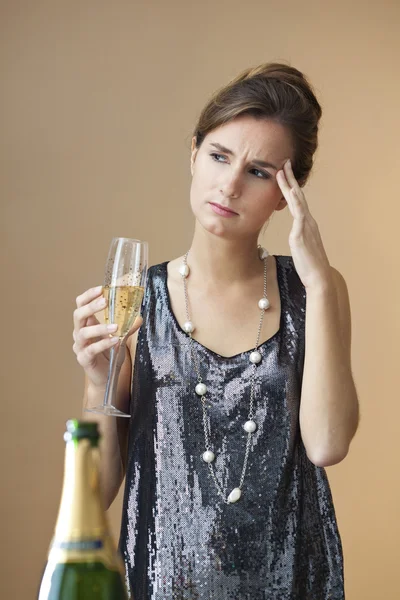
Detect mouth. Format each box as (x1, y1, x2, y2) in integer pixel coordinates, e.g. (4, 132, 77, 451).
(209, 202, 239, 217)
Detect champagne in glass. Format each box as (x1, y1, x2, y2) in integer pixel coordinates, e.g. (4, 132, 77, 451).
(103, 285, 144, 339)
(86, 237, 148, 417)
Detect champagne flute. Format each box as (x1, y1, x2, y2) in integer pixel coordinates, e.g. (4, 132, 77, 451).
(86, 237, 148, 417)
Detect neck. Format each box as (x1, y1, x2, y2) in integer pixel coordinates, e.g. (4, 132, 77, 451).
(55, 440, 106, 541)
(187, 222, 264, 285)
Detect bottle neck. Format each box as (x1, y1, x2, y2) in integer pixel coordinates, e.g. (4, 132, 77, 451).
(54, 438, 107, 543)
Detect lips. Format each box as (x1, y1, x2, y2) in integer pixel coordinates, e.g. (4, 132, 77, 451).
(209, 202, 239, 216)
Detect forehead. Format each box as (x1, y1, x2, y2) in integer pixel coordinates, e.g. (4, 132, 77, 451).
(205, 115, 293, 161)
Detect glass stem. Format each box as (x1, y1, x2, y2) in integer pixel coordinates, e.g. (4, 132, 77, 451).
(103, 340, 123, 408)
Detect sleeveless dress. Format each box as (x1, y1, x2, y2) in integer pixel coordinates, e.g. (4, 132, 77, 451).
(118, 256, 345, 600)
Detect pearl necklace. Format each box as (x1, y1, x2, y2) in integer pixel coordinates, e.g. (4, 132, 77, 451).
(179, 246, 271, 504)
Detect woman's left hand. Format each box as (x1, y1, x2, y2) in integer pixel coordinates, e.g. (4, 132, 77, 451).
(276, 159, 333, 291)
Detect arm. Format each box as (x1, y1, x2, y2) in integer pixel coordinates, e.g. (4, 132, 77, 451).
(299, 267, 360, 467)
(82, 331, 139, 509)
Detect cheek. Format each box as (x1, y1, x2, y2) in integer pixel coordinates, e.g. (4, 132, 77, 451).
(265, 179, 283, 203)
(189, 175, 203, 215)
(248, 188, 279, 222)
(193, 156, 219, 188)
(190, 167, 213, 203)
(253, 183, 279, 206)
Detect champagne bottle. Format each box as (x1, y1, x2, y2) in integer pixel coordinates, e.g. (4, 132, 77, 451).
(38, 420, 129, 599)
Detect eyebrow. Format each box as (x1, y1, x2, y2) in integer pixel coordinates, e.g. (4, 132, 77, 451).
(209, 142, 278, 171)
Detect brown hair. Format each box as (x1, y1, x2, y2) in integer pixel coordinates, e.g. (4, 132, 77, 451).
(192, 62, 322, 187)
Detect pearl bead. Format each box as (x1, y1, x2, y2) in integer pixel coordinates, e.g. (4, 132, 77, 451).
(227, 488, 242, 503)
(258, 297, 270, 310)
(249, 350, 262, 364)
(195, 383, 207, 396)
(183, 321, 194, 333)
(179, 263, 190, 278)
(243, 420, 257, 433)
(202, 450, 215, 463)
(258, 246, 269, 260)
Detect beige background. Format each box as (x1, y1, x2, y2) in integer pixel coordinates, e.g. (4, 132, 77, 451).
(1, 1, 399, 598)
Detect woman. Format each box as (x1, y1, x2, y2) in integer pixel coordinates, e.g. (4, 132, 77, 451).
(73, 62, 359, 599)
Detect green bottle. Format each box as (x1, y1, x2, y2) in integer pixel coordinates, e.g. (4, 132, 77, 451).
(38, 420, 129, 600)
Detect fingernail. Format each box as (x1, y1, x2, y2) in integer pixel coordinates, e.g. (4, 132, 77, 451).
(107, 324, 118, 331)
(110, 336, 119, 343)
(94, 285, 103, 293)
(98, 297, 106, 306)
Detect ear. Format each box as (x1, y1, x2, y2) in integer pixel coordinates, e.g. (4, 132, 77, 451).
(275, 196, 287, 212)
(191, 136, 198, 176)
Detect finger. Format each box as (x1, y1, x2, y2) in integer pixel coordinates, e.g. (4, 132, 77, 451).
(276, 167, 292, 197)
(73, 314, 101, 343)
(283, 161, 311, 213)
(73, 294, 107, 332)
(290, 187, 310, 221)
(76, 323, 119, 346)
(76, 285, 104, 308)
(289, 215, 305, 242)
(75, 335, 120, 365)
(277, 170, 306, 220)
(283, 160, 301, 192)
(276, 169, 297, 218)
(288, 188, 306, 220)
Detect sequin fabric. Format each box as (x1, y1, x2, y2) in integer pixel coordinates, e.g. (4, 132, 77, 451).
(118, 256, 345, 600)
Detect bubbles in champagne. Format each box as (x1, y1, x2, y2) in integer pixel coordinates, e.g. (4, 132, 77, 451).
(103, 286, 144, 338)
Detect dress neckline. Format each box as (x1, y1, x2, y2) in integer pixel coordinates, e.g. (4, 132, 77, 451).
(159, 255, 284, 360)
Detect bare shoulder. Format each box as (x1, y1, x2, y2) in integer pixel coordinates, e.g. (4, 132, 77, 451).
(167, 256, 184, 276)
(166, 256, 187, 291)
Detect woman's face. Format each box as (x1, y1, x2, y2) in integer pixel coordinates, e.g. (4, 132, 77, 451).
(190, 115, 294, 240)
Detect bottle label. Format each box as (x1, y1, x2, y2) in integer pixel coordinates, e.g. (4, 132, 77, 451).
(54, 539, 104, 551)
(48, 535, 123, 573)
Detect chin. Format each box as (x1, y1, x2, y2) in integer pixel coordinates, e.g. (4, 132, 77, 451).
(195, 213, 243, 240)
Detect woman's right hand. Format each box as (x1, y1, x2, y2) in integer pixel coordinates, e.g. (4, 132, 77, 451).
(72, 285, 142, 389)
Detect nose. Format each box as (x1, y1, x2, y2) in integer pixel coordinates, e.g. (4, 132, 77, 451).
(219, 171, 242, 199)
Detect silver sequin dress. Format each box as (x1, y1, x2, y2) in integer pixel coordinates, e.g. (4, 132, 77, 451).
(118, 256, 345, 600)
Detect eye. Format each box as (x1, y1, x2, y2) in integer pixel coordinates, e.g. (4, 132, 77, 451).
(209, 153, 270, 179)
(251, 168, 270, 180)
(210, 152, 227, 163)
